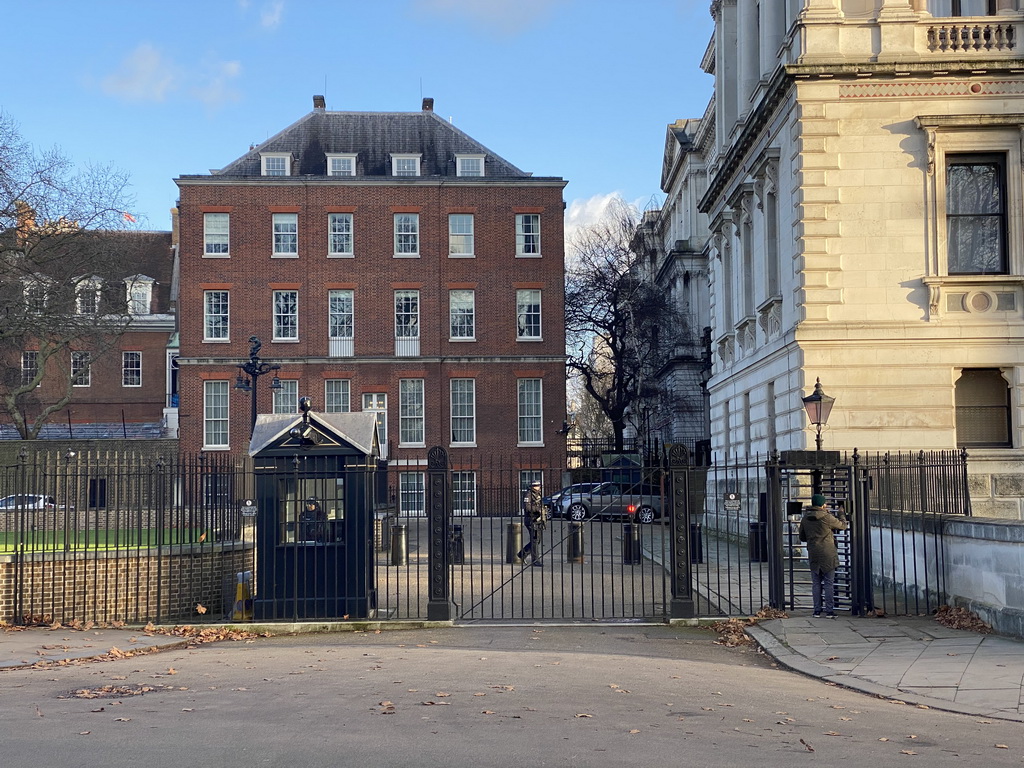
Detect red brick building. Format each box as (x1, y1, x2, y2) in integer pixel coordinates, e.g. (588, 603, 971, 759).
(174, 98, 567, 484)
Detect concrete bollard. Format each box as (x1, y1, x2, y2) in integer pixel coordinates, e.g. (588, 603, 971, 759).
(390, 523, 407, 566)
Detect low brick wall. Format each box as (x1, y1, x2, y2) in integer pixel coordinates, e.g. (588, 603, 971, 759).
(0, 543, 253, 625)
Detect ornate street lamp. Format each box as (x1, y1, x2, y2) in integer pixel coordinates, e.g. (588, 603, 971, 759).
(235, 336, 282, 437)
(802, 377, 835, 451)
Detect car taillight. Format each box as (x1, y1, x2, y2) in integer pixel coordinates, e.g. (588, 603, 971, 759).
(627, 505, 636, 515)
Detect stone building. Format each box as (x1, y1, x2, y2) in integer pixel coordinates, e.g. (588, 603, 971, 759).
(648, 0, 1024, 516)
(173, 97, 568, 499)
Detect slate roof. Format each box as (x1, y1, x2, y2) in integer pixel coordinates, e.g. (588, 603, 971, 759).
(211, 108, 534, 179)
(248, 411, 379, 457)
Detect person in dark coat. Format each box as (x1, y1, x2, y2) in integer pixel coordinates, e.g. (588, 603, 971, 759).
(798, 493, 847, 618)
(517, 481, 547, 566)
(299, 497, 326, 542)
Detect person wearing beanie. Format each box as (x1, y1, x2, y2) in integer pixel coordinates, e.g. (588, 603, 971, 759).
(798, 493, 847, 618)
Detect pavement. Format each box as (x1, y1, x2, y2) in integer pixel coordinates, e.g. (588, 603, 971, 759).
(748, 614, 1024, 723)
(4, 614, 1024, 723)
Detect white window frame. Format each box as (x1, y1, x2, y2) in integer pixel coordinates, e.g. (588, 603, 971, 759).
(451, 471, 477, 516)
(450, 378, 476, 446)
(516, 289, 542, 341)
(122, 351, 142, 388)
(273, 379, 299, 414)
(399, 471, 426, 516)
(363, 393, 388, 455)
(399, 378, 425, 447)
(519, 470, 543, 495)
(75, 278, 102, 316)
(391, 154, 421, 177)
(448, 214, 475, 257)
(126, 276, 154, 315)
(515, 213, 541, 257)
(455, 154, 485, 177)
(328, 289, 354, 357)
(204, 290, 230, 342)
(328, 213, 354, 257)
(449, 289, 476, 341)
(394, 213, 420, 257)
(517, 378, 544, 446)
(203, 380, 230, 449)
(204, 212, 230, 256)
(23, 279, 49, 314)
(273, 290, 299, 341)
(261, 152, 291, 176)
(326, 153, 356, 176)
(21, 351, 38, 387)
(273, 213, 298, 257)
(325, 379, 351, 413)
(72, 351, 91, 388)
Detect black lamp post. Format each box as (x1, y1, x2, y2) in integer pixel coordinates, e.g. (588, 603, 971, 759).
(801, 377, 835, 451)
(235, 336, 282, 437)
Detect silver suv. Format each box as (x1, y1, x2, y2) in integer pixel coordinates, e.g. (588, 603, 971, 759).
(554, 482, 664, 524)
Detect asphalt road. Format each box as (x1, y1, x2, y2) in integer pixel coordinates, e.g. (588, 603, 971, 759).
(0, 625, 1019, 767)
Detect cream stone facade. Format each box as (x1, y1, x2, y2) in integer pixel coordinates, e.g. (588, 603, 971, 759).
(649, 0, 1024, 516)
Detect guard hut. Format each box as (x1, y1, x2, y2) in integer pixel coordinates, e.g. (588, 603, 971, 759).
(248, 398, 380, 620)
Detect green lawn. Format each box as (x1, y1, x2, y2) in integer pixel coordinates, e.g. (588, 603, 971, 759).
(0, 528, 216, 553)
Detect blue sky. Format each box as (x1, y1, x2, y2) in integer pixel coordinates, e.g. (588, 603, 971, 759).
(3, 0, 714, 234)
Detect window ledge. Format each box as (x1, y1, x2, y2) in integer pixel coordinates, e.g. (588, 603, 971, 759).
(448, 254, 476, 259)
(449, 338, 476, 343)
(327, 253, 355, 259)
(517, 337, 544, 342)
(515, 254, 542, 259)
(517, 442, 545, 448)
(272, 253, 299, 259)
(202, 446, 231, 452)
(399, 443, 426, 449)
(202, 254, 230, 259)
(450, 443, 477, 449)
(272, 338, 300, 343)
(204, 338, 231, 343)
(393, 254, 421, 259)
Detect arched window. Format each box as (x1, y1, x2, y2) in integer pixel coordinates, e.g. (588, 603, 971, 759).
(955, 368, 1011, 447)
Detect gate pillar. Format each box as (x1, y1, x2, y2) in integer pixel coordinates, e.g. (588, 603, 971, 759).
(668, 444, 696, 618)
(426, 446, 455, 621)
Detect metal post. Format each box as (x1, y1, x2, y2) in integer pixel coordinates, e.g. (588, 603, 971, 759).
(426, 446, 454, 621)
(566, 522, 585, 563)
(389, 524, 408, 566)
(506, 521, 523, 564)
(668, 444, 695, 618)
(622, 522, 641, 564)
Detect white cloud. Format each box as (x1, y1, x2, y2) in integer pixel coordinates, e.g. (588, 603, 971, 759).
(101, 43, 178, 102)
(192, 60, 243, 107)
(412, 0, 567, 34)
(260, 0, 284, 28)
(563, 192, 625, 247)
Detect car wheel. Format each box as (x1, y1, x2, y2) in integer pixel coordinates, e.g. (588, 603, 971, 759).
(567, 502, 588, 522)
(636, 506, 656, 524)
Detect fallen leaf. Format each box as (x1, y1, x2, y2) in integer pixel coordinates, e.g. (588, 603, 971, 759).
(900, 750, 917, 755)
(575, 713, 593, 718)
(182, 708, 193, 712)
(166, 668, 177, 675)
(79, 732, 91, 735)
(436, 692, 451, 697)
(799, 738, 814, 753)
(628, 729, 640, 734)
(35, 706, 43, 718)
(879, 738, 890, 742)
(995, 745, 1009, 749)
(482, 710, 495, 715)
(114, 718, 131, 722)
(195, 604, 207, 615)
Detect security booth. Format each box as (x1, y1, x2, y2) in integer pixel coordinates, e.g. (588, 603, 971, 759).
(248, 403, 380, 620)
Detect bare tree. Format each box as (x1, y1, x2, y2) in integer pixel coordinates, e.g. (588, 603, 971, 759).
(565, 198, 677, 450)
(0, 111, 141, 439)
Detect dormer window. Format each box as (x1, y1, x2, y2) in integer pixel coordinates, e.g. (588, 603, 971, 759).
(125, 275, 155, 315)
(456, 155, 485, 177)
(392, 154, 421, 177)
(327, 154, 356, 176)
(22, 276, 50, 314)
(76, 277, 103, 315)
(261, 153, 292, 176)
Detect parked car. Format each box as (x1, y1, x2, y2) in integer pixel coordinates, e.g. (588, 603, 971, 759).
(0, 494, 57, 511)
(551, 482, 664, 524)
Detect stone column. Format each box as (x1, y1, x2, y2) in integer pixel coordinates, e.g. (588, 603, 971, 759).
(762, 0, 787, 71)
(737, 0, 761, 118)
(714, 0, 738, 148)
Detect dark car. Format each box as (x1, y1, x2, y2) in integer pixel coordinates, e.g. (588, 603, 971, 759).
(553, 482, 664, 524)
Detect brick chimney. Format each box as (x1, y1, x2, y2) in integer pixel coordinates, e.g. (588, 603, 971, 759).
(14, 200, 35, 247)
(313, 94, 326, 109)
(422, 97, 434, 112)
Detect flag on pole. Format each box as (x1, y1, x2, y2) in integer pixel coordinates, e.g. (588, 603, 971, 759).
(122, 212, 137, 223)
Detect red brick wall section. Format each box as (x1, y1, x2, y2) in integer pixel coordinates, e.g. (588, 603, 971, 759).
(176, 181, 567, 458)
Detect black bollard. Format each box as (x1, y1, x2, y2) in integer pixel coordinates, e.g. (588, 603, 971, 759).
(622, 522, 641, 564)
(449, 524, 465, 564)
(566, 521, 585, 563)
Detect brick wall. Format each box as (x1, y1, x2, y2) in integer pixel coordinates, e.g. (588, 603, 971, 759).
(0, 545, 252, 625)
(175, 180, 567, 458)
